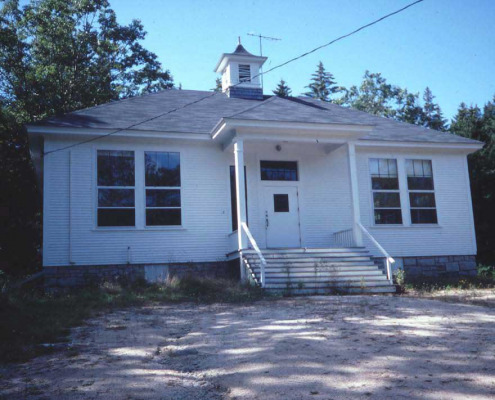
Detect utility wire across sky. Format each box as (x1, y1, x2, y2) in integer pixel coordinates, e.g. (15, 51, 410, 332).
(43, 0, 424, 157)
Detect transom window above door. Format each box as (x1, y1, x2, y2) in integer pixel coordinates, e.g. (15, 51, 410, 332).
(260, 161, 298, 181)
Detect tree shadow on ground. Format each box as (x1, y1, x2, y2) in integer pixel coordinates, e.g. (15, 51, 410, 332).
(0, 296, 494, 399)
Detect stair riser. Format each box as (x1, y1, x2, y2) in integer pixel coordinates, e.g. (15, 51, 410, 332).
(264, 281, 392, 288)
(246, 254, 371, 260)
(254, 272, 387, 279)
(245, 259, 374, 265)
(265, 286, 396, 294)
(243, 248, 367, 254)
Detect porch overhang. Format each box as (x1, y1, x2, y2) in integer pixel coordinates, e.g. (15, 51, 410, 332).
(211, 117, 375, 150)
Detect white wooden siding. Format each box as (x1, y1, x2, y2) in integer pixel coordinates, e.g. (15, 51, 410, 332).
(42, 136, 477, 267)
(356, 147, 476, 257)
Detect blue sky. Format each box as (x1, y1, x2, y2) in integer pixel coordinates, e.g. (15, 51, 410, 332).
(28, 0, 495, 119)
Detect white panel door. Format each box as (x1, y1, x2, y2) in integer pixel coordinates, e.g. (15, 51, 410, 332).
(264, 186, 301, 248)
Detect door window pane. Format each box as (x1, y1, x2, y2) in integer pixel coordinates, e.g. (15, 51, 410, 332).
(274, 194, 289, 212)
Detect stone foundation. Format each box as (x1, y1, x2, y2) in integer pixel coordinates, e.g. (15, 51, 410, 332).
(402, 255, 477, 280)
(44, 261, 236, 290)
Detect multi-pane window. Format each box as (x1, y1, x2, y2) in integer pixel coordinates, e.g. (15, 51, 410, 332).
(369, 158, 402, 225)
(238, 64, 251, 82)
(260, 161, 298, 181)
(406, 159, 438, 224)
(97, 150, 135, 227)
(145, 152, 181, 226)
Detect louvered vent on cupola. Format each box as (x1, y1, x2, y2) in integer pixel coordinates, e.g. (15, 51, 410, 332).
(214, 39, 267, 100)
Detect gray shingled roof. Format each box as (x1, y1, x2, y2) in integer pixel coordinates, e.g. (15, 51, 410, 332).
(32, 89, 480, 145)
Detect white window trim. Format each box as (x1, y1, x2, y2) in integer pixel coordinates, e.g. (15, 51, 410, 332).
(405, 159, 439, 225)
(95, 150, 136, 229)
(144, 151, 183, 228)
(369, 158, 403, 226)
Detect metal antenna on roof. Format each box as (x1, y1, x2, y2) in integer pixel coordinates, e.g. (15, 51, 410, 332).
(247, 33, 281, 90)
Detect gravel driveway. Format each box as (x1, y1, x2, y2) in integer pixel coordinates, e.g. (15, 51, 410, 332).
(1, 295, 494, 399)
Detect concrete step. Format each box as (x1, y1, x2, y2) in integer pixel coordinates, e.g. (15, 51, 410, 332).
(264, 280, 393, 289)
(245, 257, 374, 264)
(265, 285, 397, 295)
(264, 276, 389, 284)
(242, 247, 368, 254)
(250, 264, 384, 272)
(256, 271, 387, 279)
(245, 252, 371, 259)
(247, 262, 378, 269)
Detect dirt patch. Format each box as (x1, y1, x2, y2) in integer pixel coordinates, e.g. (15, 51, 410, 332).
(406, 288, 495, 308)
(0, 296, 494, 399)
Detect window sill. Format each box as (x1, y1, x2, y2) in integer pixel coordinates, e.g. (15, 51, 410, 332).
(369, 224, 442, 229)
(93, 226, 186, 232)
(144, 226, 186, 231)
(228, 230, 238, 237)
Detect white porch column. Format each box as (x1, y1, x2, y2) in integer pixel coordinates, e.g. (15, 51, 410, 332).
(234, 140, 248, 250)
(347, 142, 363, 247)
(234, 139, 248, 281)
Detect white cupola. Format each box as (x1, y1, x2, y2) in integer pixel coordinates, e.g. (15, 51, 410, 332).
(214, 38, 267, 100)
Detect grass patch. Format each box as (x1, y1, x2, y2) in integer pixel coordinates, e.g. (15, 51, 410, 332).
(0, 276, 265, 363)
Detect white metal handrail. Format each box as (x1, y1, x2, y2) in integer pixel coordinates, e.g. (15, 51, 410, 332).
(357, 222, 394, 284)
(241, 222, 266, 287)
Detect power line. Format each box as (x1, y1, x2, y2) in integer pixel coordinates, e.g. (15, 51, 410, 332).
(43, 0, 424, 156)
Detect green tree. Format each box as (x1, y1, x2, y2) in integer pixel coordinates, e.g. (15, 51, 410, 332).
(213, 77, 222, 92)
(337, 71, 400, 118)
(395, 88, 424, 125)
(421, 87, 447, 131)
(450, 99, 495, 264)
(0, 0, 174, 276)
(273, 79, 292, 98)
(304, 62, 340, 102)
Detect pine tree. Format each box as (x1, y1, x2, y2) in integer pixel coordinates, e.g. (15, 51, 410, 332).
(213, 78, 222, 92)
(304, 62, 340, 102)
(421, 87, 447, 131)
(273, 79, 292, 98)
(450, 98, 495, 264)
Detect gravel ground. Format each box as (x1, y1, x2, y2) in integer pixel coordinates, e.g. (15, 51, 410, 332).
(1, 294, 494, 400)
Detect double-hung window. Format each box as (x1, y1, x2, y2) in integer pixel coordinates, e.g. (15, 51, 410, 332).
(406, 159, 438, 224)
(145, 151, 181, 226)
(369, 158, 402, 225)
(97, 150, 135, 227)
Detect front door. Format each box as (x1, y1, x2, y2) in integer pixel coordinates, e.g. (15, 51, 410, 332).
(264, 186, 301, 248)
